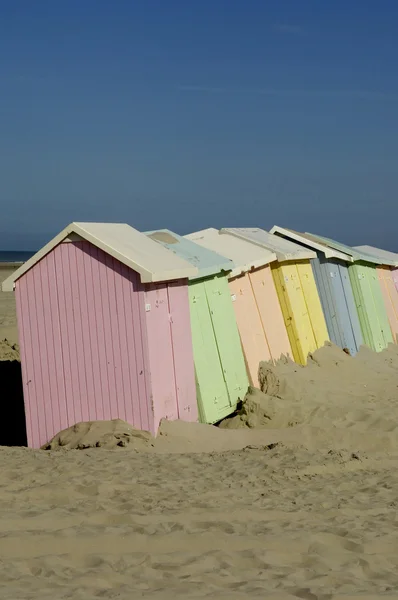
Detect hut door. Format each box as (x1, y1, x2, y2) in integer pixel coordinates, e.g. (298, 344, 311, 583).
(367, 265, 394, 348)
(296, 261, 329, 349)
(384, 269, 398, 340)
(273, 263, 316, 364)
(249, 267, 291, 362)
(229, 274, 271, 386)
(327, 260, 356, 355)
(204, 276, 249, 408)
(312, 256, 342, 348)
(188, 282, 230, 423)
(352, 264, 385, 351)
(338, 263, 363, 353)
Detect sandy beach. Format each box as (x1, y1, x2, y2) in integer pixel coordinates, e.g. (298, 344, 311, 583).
(2, 264, 398, 598)
(0, 264, 19, 345)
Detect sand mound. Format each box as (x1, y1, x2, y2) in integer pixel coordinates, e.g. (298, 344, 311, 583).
(42, 342, 398, 456)
(218, 387, 275, 429)
(218, 342, 398, 452)
(0, 339, 20, 361)
(42, 419, 153, 451)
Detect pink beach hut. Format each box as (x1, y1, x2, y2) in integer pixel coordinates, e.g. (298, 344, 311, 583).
(2, 222, 199, 448)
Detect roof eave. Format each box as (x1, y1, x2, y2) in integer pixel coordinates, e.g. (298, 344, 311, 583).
(270, 225, 354, 261)
(1, 222, 198, 291)
(221, 227, 316, 261)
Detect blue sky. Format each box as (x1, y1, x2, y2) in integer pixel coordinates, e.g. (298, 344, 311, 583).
(1, 0, 397, 250)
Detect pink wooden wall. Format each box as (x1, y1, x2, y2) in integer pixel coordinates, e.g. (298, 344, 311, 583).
(392, 268, 398, 293)
(15, 240, 197, 448)
(144, 281, 197, 429)
(376, 266, 398, 342)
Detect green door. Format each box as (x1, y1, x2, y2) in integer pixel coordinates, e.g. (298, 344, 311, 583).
(204, 275, 249, 411)
(188, 280, 231, 423)
(349, 263, 388, 351)
(365, 263, 393, 348)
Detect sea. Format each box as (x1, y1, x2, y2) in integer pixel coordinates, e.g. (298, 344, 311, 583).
(0, 251, 35, 263)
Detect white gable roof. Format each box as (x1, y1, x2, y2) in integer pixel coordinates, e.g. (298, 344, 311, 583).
(184, 228, 277, 277)
(221, 227, 316, 261)
(270, 225, 354, 262)
(2, 222, 197, 291)
(354, 245, 398, 267)
(305, 231, 394, 266)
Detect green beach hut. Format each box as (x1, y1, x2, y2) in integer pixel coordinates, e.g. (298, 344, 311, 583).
(146, 229, 249, 423)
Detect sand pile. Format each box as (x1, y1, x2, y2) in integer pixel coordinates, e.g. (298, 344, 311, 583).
(43, 342, 398, 457)
(219, 342, 398, 452)
(0, 339, 20, 361)
(42, 419, 154, 451)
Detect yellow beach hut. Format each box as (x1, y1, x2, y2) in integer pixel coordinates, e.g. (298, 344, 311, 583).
(221, 228, 329, 365)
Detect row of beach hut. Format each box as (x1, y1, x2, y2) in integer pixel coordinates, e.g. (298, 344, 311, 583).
(4, 222, 398, 448)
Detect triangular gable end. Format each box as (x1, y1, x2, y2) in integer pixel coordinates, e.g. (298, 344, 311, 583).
(2, 222, 197, 292)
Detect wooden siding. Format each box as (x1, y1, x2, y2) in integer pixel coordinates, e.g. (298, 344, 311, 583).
(16, 241, 155, 448)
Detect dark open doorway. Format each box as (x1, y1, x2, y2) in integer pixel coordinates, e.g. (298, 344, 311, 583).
(0, 360, 27, 446)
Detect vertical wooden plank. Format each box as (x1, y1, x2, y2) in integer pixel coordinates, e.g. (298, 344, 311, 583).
(296, 260, 329, 349)
(167, 281, 198, 423)
(326, 258, 357, 355)
(55, 244, 76, 427)
(338, 262, 363, 354)
(74, 244, 95, 422)
(104, 254, 126, 421)
(272, 262, 317, 365)
(31, 261, 54, 443)
(271, 263, 302, 364)
(376, 266, 396, 341)
(144, 283, 178, 429)
(82, 244, 105, 420)
(90, 246, 111, 420)
(121, 266, 144, 429)
(95, 249, 116, 420)
(112, 260, 134, 424)
(59, 244, 83, 423)
(36, 257, 61, 439)
(136, 279, 153, 433)
(69, 243, 89, 421)
(385, 268, 398, 338)
(350, 263, 385, 351)
(228, 274, 271, 385)
(46, 251, 68, 431)
(312, 256, 342, 348)
(376, 266, 398, 342)
(348, 263, 373, 350)
(188, 280, 229, 423)
(249, 266, 292, 362)
(204, 275, 249, 410)
(368, 264, 393, 348)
